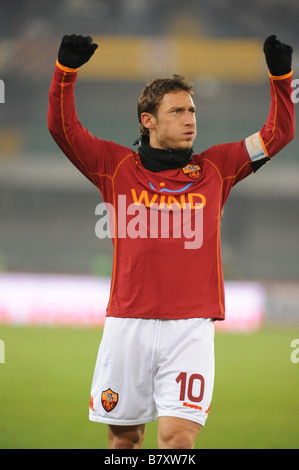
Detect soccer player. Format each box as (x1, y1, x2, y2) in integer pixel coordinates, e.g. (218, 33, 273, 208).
(47, 34, 294, 449)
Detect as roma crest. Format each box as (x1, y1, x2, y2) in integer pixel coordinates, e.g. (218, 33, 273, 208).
(182, 164, 202, 180)
(101, 388, 119, 413)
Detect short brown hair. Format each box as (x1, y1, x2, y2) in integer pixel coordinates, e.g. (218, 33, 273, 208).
(137, 74, 194, 136)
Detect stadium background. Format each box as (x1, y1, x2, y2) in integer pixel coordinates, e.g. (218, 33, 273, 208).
(0, 0, 298, 449)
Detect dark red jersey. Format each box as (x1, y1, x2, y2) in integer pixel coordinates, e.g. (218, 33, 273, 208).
(48, 62, 294, 320)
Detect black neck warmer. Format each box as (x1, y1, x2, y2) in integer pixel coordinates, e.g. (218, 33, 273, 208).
(135, 135, 193, 172)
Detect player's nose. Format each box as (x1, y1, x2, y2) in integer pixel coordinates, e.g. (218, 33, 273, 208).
(184, 111, 195, 125)
(184, 111, 196, 126)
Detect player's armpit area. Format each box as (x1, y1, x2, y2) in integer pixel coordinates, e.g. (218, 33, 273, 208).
(250, 156, 271, 172)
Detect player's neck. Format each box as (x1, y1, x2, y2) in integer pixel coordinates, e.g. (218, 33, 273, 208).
(136, 135, 193, 172)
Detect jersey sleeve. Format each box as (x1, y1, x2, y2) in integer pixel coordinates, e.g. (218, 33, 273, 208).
(200, 70, 295, 205)
(244, 70, 295, 171)
(201, 140, 253, 206)
(47, 61, 133, 190)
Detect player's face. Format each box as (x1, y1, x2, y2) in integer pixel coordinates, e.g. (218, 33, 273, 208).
(142, 91, 197, 151)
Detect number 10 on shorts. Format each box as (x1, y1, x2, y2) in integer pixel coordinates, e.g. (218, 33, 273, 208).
(176, 372, 205, 404)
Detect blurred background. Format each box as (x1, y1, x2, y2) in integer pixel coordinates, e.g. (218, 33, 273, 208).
(0, 0, 298, 325)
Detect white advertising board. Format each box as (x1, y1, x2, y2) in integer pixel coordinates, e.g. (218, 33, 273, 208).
(0, 273, 265, 331)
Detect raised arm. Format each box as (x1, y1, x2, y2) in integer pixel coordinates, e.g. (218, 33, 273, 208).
(47, 35, 102, 184)
(245, 35, 295, 171)
(48, 34, 133, 192)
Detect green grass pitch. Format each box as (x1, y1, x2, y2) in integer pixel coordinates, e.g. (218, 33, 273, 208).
(0, 325, 298, 449)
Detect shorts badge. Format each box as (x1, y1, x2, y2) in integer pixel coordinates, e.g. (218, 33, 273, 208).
(101, 388, 119, 413)
(182, 164, 202, 180)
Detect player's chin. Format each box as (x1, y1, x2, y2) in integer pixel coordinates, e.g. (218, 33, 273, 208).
(176, 140, 195, 151)
(184, 133, 196, 145)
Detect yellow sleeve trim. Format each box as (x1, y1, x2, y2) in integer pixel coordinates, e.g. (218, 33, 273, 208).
(268, 68, 293, 80)
(56, 59, 79, 73)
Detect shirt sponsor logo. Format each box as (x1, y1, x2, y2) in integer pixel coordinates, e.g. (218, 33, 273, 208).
(95, 193, 204, 249)
(131, 188, 206, 209)
(149, 181, 193, 193)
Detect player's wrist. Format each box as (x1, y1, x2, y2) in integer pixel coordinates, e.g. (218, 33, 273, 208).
(268, 68, 293, 80)
(56, 59, 79, 73)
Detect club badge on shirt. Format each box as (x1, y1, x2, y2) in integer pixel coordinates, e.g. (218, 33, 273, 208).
(182, 164, 202, 180)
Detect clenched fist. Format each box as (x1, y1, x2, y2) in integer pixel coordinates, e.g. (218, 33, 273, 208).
(263, 35, 292, 76)
(58, 34, 98, 68)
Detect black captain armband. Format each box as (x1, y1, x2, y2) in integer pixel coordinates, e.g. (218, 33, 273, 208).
(244, 132, 270, 172)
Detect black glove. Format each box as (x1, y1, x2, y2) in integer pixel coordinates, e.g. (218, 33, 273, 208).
(263, 35, 292, 76)
(58, 34, 98, 68)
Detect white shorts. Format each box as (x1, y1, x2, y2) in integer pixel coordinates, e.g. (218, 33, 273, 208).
(89, 317, 215, 427)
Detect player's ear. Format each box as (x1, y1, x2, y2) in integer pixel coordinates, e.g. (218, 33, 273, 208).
(141, 112, 156, 131)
